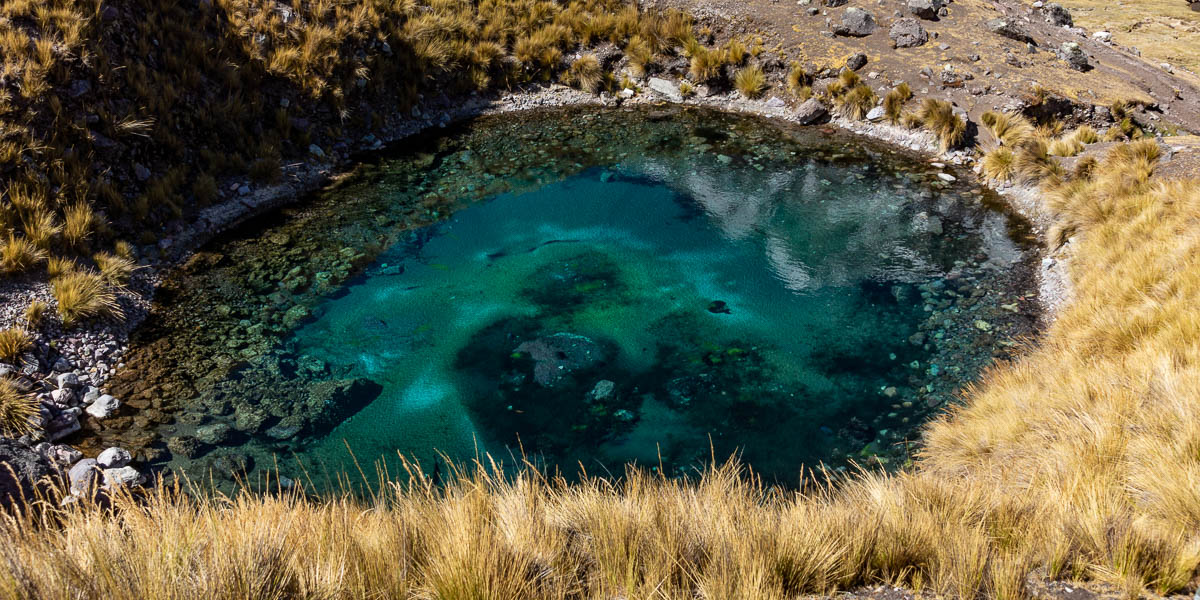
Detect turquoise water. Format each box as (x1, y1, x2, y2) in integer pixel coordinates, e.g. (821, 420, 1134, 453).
(290, 167, 945, 480)
(95, 107, 1040, 489)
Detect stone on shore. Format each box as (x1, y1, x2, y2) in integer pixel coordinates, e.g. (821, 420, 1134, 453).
(795, 98, 830, 125)
(85, 394, 120, 419)
(97, 447, 132, 469)
(647, 78, 683, 103)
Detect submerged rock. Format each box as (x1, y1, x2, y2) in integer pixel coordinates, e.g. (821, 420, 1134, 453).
(300, 378, 384, 434)
(515, 333, 607, 387)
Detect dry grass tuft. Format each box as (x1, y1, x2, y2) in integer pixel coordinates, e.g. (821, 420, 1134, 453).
(981, 147, 1016, 182)
(915, 98, 965, 150)
(883, 83, 911, 124)
(51, 270, 122, 328)
(0, 327, 30, 363)
(0, 377, 37, 437)
(733, 64, 766, 99)
(568, 54, 605, 94)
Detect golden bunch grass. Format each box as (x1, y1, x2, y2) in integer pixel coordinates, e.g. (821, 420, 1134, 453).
(0, 233, 44, 275)
(567, 54, 604, 94)
(915, 98, 965, 150)
(678, 79, 696, 98)
(0, 377, 37, 437)
(981, 146, 1016, 182)
(93, 251, 138, 286)
(51, 270, 122, 327)
(835, 83, 877, 120)
(0, 327, 30, 362)
(785, 61, 809, 97)
(62, 203, 94, 247)
(980, 111, 1035, 147)
(23, 299, 46, 328)
(882, 82, 911, 124)
(733, 64, 766, 99)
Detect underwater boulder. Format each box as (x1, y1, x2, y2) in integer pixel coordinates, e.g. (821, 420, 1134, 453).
(300, 378, 384, 434)
(515, 333, 607, 388)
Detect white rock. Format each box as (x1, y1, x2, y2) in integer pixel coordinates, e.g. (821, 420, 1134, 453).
(85, 394, 120, 419)
(97, 447, 131, 469)
(102, 466, 145, 489)
(865, 106, 886, 122)
(647, 77, 683, 103)
(56, 372, 80, 389)
(937, 173, 957, 182)
(1092, 31, 1112, 43)
(619, 88, 635, 98)
(81, 386, 101, 405)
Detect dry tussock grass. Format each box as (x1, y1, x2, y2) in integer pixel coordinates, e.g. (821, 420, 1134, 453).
(5, 140, 1198, 598)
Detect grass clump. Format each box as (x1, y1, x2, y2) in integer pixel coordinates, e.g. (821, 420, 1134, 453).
(733, 64, 766, 99)
(980, 111, 1035, 147)
(0, 378, 37, 438)
(568, 54, 605, 94)
(980, 147, 1017, 182)
(24, 299, 47, 328)
(883, 82, 912, 124)
(0, 327, 31, 362)
(786, 61, 810, 97)
(51, 270, 122, 328)
(914, 98, 966, 150)
(0, 234, 45, 276)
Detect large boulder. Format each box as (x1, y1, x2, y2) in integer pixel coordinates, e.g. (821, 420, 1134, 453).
(1058, 42, 1090, 72)
(795, 98, 830, 125)
(515, 333, 607, 388)
(890, 18, 929, 48)
(647, 78, 682, 103)
(834, 8, 877, 37)
(987, 18, 1034, 44)
(0, 438, 61, 507)
(301, 378, 384, 434)
(907, 0, 943, 20)
(1042, 3, 1073, 27)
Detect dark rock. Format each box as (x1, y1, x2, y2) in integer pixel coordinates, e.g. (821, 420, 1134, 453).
(796, 98, 831, 124)
(1042, 3, 1073, 27)
(987, 18, 1034, 44)
(0, 438, 61, 507)
(1058, 42, 1090, 72)
(834, 8, 877, 37)
(265, 416, 303, 440)
(300, 378, 384, 433)
(908, 0, 943, 20)
(195, 422, 233, 445)
(890, 18, 929, 48)
(515, 334, 607, 388)
(846, 53, 868, 71)
(167, 435, 206, 459)
(823, 0, 848, 5)
(707, 300, 733, 314)
(211, 453, 254, 478)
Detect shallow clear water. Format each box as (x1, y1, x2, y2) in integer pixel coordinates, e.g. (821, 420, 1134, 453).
(89, 106, 1040, 490)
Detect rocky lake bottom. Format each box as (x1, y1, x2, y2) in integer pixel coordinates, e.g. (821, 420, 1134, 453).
(75, 106, 1042, 493)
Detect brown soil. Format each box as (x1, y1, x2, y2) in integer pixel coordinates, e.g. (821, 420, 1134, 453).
(649, 0, 1200, 136)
